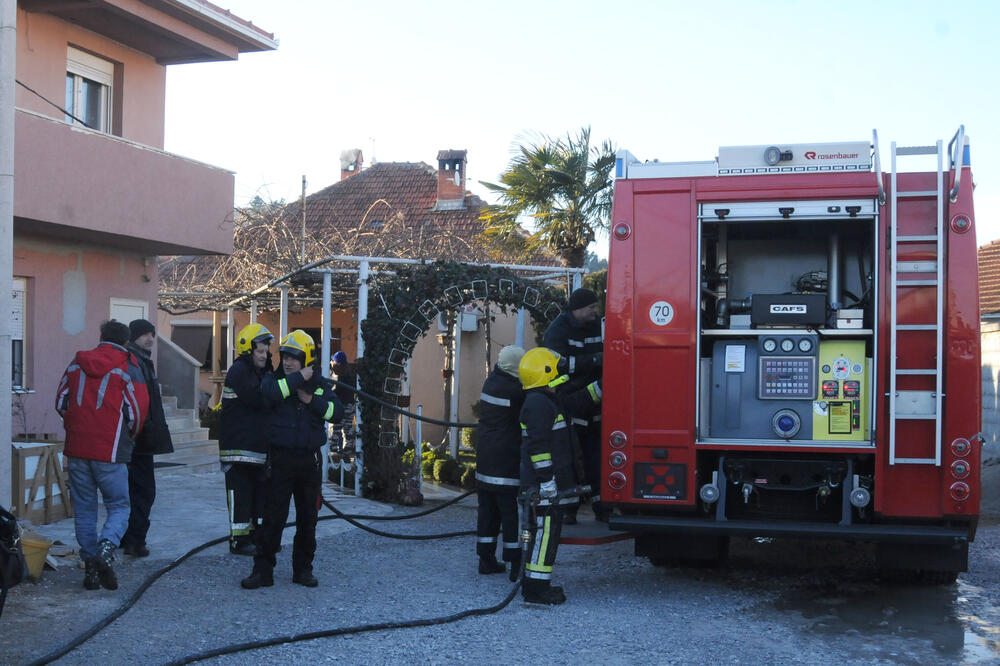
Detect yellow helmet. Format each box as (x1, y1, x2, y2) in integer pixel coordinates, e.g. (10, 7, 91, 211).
(518, 347, 561, 390)
(235, 323, 274, 356)
(279, 329, 316, 366)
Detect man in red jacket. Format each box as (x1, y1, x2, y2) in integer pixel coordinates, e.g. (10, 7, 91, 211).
(56, 320, 148, 591)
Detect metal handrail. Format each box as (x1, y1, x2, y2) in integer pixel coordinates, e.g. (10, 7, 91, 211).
(948, 124, 965, 202)
(872, 129, 886, 206)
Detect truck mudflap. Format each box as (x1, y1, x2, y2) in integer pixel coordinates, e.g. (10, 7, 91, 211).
(608, 515, 970, 545)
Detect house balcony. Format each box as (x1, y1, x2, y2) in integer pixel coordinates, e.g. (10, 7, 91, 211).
(13, 108, 234, 255)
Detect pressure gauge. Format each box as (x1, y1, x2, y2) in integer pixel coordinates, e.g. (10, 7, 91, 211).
(780, 339, 795, 352)
(762, 338, 777, 353)
(798, 338, 813, 353)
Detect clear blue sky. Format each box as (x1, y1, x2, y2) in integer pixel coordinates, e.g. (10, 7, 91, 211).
(164, 0, 1000, 251)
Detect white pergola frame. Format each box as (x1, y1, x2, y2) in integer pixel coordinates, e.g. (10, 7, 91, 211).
(213, 254, 585, 496)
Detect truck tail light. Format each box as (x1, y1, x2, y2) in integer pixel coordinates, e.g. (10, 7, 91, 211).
(951, 460, 971, 479)
(608, 451, 627, 470)
(613, 222, 631, 240)
(608, 472, 627, 491)
(951, 438, 971, 457)
(609, 430, 627, 449)
(951, 214, 971, 234)
(949, 482, 970, 502)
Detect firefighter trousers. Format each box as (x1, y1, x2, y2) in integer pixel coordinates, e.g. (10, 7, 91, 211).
(578, 424, 606, 517)
(225, 463, 266, 545)
(524, 503, 563, 594)
(253, 448, 321, 574)
(476, 488, 520, 563)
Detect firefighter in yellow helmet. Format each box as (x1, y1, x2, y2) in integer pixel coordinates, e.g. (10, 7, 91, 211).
(518, 347, 602, 604)
(242, 330, 343, 589)
(220, 323, 274, 555)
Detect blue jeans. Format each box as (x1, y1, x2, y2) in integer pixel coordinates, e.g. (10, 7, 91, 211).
(67, 456, 131, 561)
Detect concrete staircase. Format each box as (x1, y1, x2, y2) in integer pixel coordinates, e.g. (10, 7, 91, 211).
(155, 395, 219, 475)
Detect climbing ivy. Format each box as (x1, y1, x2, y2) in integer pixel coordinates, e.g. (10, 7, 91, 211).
(356, 260, 565, 500)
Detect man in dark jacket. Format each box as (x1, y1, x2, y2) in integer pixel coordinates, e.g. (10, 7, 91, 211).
(475, 345, 525, 579)
(518, 347, 602, 605)
(242, 330, 343, 590)
(543, 288, 605, 523)
(56, 320, 148, 590)
(121, 319, 174, 558)
(220, 323, 274, 555)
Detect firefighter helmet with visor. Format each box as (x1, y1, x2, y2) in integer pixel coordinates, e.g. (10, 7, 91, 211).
(518, 347, 561, 390)
(236, 323, 274, 357)
(279, 329, 316, 366)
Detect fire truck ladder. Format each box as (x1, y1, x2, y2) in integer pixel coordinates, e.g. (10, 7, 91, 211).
(887, 129, 960, 465)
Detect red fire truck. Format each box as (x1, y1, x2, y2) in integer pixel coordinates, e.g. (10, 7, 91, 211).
(602, 127, 979, 580)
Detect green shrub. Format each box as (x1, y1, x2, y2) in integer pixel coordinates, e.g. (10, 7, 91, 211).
(200, 408, 221, 440)
(460, 464, 476, 489)
(433, 458, 458, 483)
(421, 457, 436, 478)
(461, 426, 478, 451)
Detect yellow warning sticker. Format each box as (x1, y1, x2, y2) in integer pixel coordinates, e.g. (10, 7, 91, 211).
(829, 402, 851, 434)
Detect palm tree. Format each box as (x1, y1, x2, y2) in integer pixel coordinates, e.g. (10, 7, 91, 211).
(479, 127, 615, 268)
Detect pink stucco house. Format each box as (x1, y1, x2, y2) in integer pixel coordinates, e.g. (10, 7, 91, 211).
(9, 0, 275, 505)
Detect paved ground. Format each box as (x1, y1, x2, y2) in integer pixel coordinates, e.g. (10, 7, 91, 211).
(2, 463, 999, 665)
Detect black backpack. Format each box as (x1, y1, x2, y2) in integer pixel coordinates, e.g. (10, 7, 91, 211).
(0, 505, 28, 619)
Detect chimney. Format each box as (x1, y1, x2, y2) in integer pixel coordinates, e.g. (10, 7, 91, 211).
(340, 149, 363, 181)
(435, 149, 467, 210)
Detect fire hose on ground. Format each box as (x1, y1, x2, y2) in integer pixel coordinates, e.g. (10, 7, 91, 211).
(27, 379, 548, 665)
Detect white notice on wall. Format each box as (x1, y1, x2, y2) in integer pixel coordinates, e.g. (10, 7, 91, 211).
(725, 345, 746, 373)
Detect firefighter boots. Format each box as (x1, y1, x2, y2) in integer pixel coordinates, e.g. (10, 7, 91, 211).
(478, 556, 506, 575)
(292, 569, 319, 587)
(82, 559, 100, 590)
(123, 542, 150, 557)
(241, 566, 274, 589)
(523, 583, 566, 605)
(230, 537, 256, 556)
(95, 539, 118, 590)
(508, 555, 522, 582)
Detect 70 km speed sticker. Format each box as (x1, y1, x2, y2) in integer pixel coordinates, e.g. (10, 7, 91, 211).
(649, 301, 674, 326)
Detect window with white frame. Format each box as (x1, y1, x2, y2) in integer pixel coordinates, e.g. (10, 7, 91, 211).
(12, 277, 26, 389)
(65, 46, 114, 133)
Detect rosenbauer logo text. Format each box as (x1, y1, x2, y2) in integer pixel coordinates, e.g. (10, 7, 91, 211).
(804, 151, 860, 160)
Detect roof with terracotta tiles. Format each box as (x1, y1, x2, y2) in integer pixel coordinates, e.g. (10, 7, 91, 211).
(288, 161, 490, 240)
(980, 240, 1000, 316)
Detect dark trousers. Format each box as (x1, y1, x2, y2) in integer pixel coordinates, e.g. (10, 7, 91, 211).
(225, 463, 266, 545)
(578, 424, 604, 514)
(524, 503, 563, 594)
(122, 454, 155, 548)
(253, 448, 321, 574)
(476, 488, 520, 563)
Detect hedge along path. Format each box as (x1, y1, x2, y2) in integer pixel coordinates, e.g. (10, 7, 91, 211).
(356, 260, 565, 499)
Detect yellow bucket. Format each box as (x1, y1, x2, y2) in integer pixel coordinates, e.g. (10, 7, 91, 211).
(20, 531, 52, 579)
